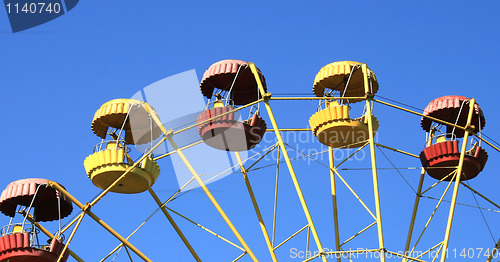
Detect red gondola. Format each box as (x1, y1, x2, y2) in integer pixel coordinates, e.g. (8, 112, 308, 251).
(0, 178, 72, 262)
(419, 96, 488, 181)
(420, 139, 488, 181)
(197, 104, 266, 151)
(197, 59, 267, 151)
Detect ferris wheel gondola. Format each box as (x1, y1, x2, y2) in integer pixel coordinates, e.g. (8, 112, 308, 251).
(419, 95, 488, 180)
(197, 59, 267, 151)
(85, 99, 161, 193)
(0, 178, 73, 262)
(309, 61, 379, 148)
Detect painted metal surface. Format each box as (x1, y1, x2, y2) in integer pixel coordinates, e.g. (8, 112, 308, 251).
(420, 95, 486, 137)
(0, 233, 69, 262)
(309, 105, 379, 148)
(0, 61, 494, 261)
(200, 59, 267, 105)
(313, 61, 379, 102)
(249, 62, 328, 262)
(420, 140, 488, 181)
(0, 178, 72, 222)
(197, 106, 266, 151)
(84, 148, 160, 194)
(91, 98, 162, 145)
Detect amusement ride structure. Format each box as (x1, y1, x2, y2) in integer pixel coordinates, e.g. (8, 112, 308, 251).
(1, 60, 499, 261)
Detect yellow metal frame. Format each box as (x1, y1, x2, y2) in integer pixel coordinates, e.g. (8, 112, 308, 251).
(148, 188, 201, 262)
(22, 212, 84, 262)
(163, 130, 258, 260)
(329, 147, 341, 262)
(235, 152, 278, 261)
(362, 63, 386, 262)
(249, 62, 328, 262)
(31, 61, 499, 262)
(48, 181, 153, 262)
(439, 99, 476, 262)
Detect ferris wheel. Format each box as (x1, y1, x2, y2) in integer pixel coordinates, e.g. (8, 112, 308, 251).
(0, 59, 499, 262)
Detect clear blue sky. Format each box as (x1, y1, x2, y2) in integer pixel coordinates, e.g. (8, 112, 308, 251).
(1, 1, 500, 261)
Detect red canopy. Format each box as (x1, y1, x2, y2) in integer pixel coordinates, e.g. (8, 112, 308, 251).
(0, 178, 73, 222)
(420, 95, 485, 137)
(200, 59, 267, 105)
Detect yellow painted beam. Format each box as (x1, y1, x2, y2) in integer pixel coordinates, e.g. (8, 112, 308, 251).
(22, 212, 84, 262)
(235, 152, 278, 262)
(48, 182, 152, 262)
(249, 62, 327, 262)
(148, 188, 201, 262)
(440, 98, 476, 262)
(362, 63, 386, 262)
(329, 147, 341, 262)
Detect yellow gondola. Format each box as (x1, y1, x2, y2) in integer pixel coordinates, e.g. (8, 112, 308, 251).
(85, 99, 162, 194)
(310, 61, 379, 148)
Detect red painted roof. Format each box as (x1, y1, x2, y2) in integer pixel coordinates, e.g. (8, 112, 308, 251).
(420, 95, 486, 137)
(200, 59, 267, 105)
(0, 178, 73, 222)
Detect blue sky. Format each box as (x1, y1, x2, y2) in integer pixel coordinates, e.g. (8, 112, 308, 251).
(1, 1, 500, 261)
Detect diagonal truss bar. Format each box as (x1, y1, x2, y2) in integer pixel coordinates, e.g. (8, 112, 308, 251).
(432, 244, 443, 262)
(56, 211, 83, 238)
(460, 182, 500, 210)
(148, 188, 201, 262)
(332, 168, 376, 220)
(375, 143, 419, 158)
(409, 172, 455, 256)
(22, 212, 84, 262)
(165, 206, 244, 251)
(404, 129, 436, 260)
(47, 182, 152, 262)
(284, 141, 377, 221)
(249, 62, 327, 262)
(274, 224, 309, 251)
(233, 252, 247, 262)
(56, 212, 85, 262)
(403, 166, 427, 261)
(340, 221, 377, 247)
(244, 143, 279, 172)
(235, 152, 278, 262)
(123, 246, 134, 261)
(335, 142, 369, 168)
(165, 134, 257, 261)
(144, 100, 258, 261)
(486, 237, 500, 262)
(420, 170, 456, 195)
(101, 177, 196, 262)
(153, 139, 203, 161)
